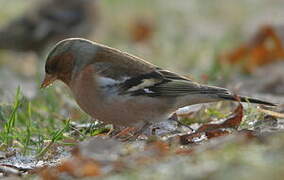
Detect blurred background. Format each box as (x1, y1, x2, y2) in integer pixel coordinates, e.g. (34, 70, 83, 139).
(0, 0, 284, 103)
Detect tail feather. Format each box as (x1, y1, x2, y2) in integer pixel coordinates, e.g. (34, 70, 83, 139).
(218, 94, 276, 106)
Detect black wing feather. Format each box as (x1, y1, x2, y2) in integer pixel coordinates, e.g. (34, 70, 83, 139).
(118, 68, 228, 97)
(116, 68, 275, 106)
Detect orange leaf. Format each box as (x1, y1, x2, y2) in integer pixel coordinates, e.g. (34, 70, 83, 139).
(130, 18, 154, 43)
(145, 141, 170, 157)
(179, 103, 243, 144)
(221, 25, 284, 72)
(39, 155, 101, 179)
(197, 103, 243, 132)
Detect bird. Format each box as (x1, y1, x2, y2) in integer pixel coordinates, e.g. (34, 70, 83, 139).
(41, 38, 275, 130)
(0, 0, 98, 55)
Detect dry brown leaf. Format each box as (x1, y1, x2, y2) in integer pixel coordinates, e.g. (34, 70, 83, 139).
(205, 129, 230, 139)
(197, 103, 243, 132)
(175, 148, 194, 155)
(179, 103, 243, 144)
(39, 153, 101, 179)
(130, 18, 154, 43)
(145, 141, 170, 157)
(221, 25, 284, 72)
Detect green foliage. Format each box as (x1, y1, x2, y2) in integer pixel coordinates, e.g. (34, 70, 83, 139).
(1, 87, 21, 146)
(0, 87, 105, 156)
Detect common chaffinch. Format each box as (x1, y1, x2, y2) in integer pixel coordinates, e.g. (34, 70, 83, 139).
(0, 0, 98, 54)
(41, 38, 275, 128)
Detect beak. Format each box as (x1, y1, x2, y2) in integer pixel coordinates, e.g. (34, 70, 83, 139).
(40, 74, 57, 89)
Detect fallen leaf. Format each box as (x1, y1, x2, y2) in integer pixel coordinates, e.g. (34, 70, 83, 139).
(175, 148, 194, 155)
(39, 167, 59, 180)
(221, 25, 284, 72)
(130, 18, 154, 43)
(197, 103, 243, 132)
(39, 152, 101, 179)
(145, 140, 170, 157)
(205, 129, 230, 139)
(179, 103, 243, 144)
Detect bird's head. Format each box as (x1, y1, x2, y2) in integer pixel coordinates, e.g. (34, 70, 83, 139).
(41, 38, 98, 88)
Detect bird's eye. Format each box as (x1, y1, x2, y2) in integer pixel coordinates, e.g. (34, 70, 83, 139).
(45, 56, 59, 74)
(45, 62, 57, 74)
(45, 65, 52, 74)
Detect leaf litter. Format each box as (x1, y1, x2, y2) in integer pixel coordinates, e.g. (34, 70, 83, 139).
(221, 24, 284, 73)
(1, 94, 283, 179)
(4, 100, 277, 179)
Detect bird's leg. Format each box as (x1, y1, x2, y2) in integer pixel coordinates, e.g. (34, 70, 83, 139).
(106, 124, 116, 136)
(112, 127, 137, 138)
(121, 122, 152, 141)
(169, 113, 194, 131)
(169, 113, 178, 121)
(135, 122, 152, 136)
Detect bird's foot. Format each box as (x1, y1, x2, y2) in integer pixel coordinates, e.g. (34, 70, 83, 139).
(112, 127, 137, 139)
(120, 122, 152, 141)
